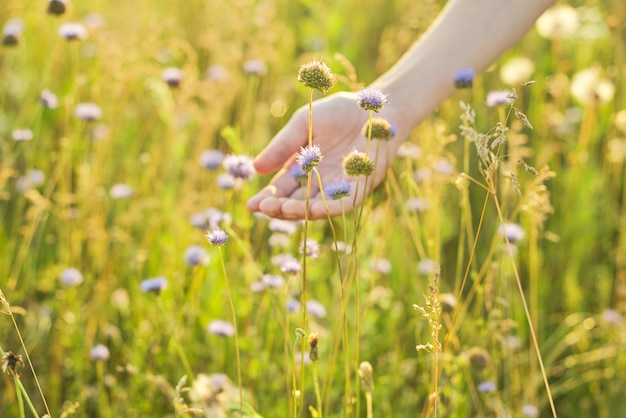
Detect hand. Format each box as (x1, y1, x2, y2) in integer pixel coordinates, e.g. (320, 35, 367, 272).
(247, 91, 410, 220)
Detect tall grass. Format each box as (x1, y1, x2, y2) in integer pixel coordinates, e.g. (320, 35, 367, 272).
(1, 0, 625, 417)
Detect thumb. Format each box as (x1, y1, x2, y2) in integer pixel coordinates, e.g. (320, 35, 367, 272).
(253, 108, 309, 174)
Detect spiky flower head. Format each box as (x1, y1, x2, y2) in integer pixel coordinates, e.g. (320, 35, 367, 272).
(222, 154, 256, 180)
(296, 144, 323, 173)
(356, 87, 388, 112)
(342, 150, 375, 176)
(297, 59, 336, 94)
(206, 228, 228, 246)
(453, 68, 475, 89)
(323, 179, 351, 200)
(358, 361, 374, 393)
(362, 117, 394, 140)
(289, 164, 308, 181)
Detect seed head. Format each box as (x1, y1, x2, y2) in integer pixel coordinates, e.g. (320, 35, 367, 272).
(297, 59, 336, 94)
(358, 361, 374, 393)
(467, 347, 491, 372)
(362, 117, 393, 140)
(356, 88, 388, 112)
(47, 0, 67, 16)
(342, 150, 374, 176)
(308, 333, 319, 362)
(453, 68, 475, 89)
(296, 144, 323, 173)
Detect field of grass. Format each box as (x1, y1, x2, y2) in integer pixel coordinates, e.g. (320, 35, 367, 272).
(1, 0, 626, 417)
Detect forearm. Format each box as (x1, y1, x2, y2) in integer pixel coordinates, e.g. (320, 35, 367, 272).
(373, 0, 555, 129)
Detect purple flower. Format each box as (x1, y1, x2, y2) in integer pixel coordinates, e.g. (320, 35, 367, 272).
(286, 299, 300, 312)
(58, 22, 88, 41)
(140, 276, 167, 294)
(268, 219, 299, 235)
(602, 309, 622, 325)
(486, 90, 513, 107)
(90, 344, 110, 361)
(184, 245, 208, 266)
(296, 144, 323, 173)
(207, 65, 229, 81)
(60, 267, 83, 286)
(109, 183, 134, 199)
(162, 67, 183, 87)
(262, 274, 285, 288)
(216, 173, 237, 190)
(40, 89, 58, 109)
(206, 228, 228, 246)
(250, 281, 266, 293)
(199, 150, 225, 170)
(222, 154, 256, 180)
(75, 103, 102, 122)
(477, 380, 496, 393)
(306, 300, 327, 318)
(243, 59, 266, 75)
(208, 320, 235, 337)
(521, 404, 539, 417)
(324, 179, 351, 200)
(289, 165, 308, 181)
(453, 68, 475, 88)
(12, 129, 33, 141)
(498, 222, 525, 244)
(356, 87, 388, 112)
(2, 19, 23, 46)
(418, 259, 438, 275)
(299, 239, 320, 258)
(16, 170, 45, 192)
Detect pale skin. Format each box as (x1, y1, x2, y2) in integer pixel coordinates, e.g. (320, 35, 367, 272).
(247, 0, 556, 220)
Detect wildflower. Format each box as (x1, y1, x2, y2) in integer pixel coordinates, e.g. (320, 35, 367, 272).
(206, 228, 228, 246)
(362, 117, 393, 140)
(286, 299, 300, 312)
(504, 335, 522, 350)
(570, 66, 615, 105)
(109, 183, 134, 199)
(40, 89, 59, 109)
(356, 87, 388, 112)
(297, 59, 336, 94)
(262, 274, 285, 288)
(306, 300, 327, 318)
(342, 150, 374, 176)
(1, 351, 24, 377)
(162, 67, 183, 87)
(296, 144, 323, 173)
(268, 233, 290, 247)
(500, 57, 535, 86)
(299, 239, 320, 258)
(280, 259, 301, 275)
(268, 218, 299, 235)
(272, 253, 299, 267)
(60, 267, 83, 286)
(207, 65, 229, 81)
(418, 259, 438, 275)
(58, 22, 88, 41)
(205, 208, 231, 229)
(308, 333, 319, 362)
(140, 276, 167, 294)
(498, 222, 525, 244)
(75, 103, 102, 122)
(208, 320, 235, 337)
(453, 68, 475, 88)
(243, 59, 266, 75)
(397, 142, 422, 159)
(199, 150, 224, 170)
(358, 361, 374, 392)
(486, 90, 513, 107)
(438, 293, 457, 313)
(189, 373, 238, 413)
(216, 173, 236, 189)
(289, 165, 308, 181)
(433, 159, 454, 176)
(2, 19, 23, 46)
(371, 258, 392, 274)
(184, 245, 208, 266)
(602, 309, 622, 325)
(466, 347, 491, 372)
(521, 404, 540, 417)
(324, 178, 351, 200)
(250, 281, 266, 293)
(222, 154, 256, 180)
(536, 4, 579, 40)
(477, 380, 496, 393)
(12, 129, 33, 141)
(16, 170, 45, 192)
(90, 344, 110, 361)
(47, 0, 67, 16)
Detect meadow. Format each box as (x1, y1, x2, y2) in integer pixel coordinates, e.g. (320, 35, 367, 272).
(1, 0, 625, 417)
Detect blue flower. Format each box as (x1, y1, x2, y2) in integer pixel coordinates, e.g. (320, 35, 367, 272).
(453, 68, 475, 88)
(486, 90, 513, 107)
(323, 179, 351, 200)
(477, 380, 496, 393)
(60, 267, 83, 286)
(289, 165, 308, 181)
(356, 87, 388, 112)
(222, 154, 256, 180)
(206, 228, 228, 246)
(184, 245, 208, 266)
(498, 222, 525, 243)
(140, 276, 167, 294)
(199, 150, 224, 170)
(306, 300, 327, 318)
(296, 144, 323, 173)
(90, 344, 110, 361)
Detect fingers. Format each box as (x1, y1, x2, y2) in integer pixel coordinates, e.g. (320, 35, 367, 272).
(253, 109, 308, 174)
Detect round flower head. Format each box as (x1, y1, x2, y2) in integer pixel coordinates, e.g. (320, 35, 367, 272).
(162, 67, 183, 87)
(342, 150, 374, 176)
(521, 404, 540, 417)
(222, 154, 256, 180)
(498, 222, 525, 244)
(12, 129, 33, 142)
(75, 103, 102, 122)
(90, 344, 110, 361)
(109, 183, 134, 199)
(477, 380, 496, 393)
(60, 267, 83, 286)
(289, 165, 308, 181)
(140, 276, 167, 294)
(40, 89, 58, 109)
(47, 0, 67, 16)
(2, 19, 23, 46)
(184, 245, 208, 266)
(362, 117, 393, 140)
(206, 228, 228, 246)
(199, 149, 224, 170)
(299, 238, 320, 258)
(297, 58, 336, 94)
(208, 320, 235, 337)
(323, 179, 351, 200)
(466, 347, 491, 372)
(356, 87, 388, 112)
(296, 144, 323, 173)
(58, 22, 88, 41)
(306, 299, 327, 318)
(486, 90, 513, 107)
(453, 68, 475, 88)
(243, 59, 266, 75)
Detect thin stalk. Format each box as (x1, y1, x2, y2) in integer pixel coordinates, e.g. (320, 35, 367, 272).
(312, 361, 323, 418)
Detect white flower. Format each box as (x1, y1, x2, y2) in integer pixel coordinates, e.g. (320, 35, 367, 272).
(570, 67, 615, 106)
(536, 5, 579, 40)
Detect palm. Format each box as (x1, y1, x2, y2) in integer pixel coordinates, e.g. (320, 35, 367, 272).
(248, 91, 409, 220)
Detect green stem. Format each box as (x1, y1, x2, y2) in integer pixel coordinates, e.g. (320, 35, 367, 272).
(312, 362, 323, 418)
(15, 377, 26, 418)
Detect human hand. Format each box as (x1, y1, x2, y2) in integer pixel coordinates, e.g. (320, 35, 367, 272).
(247, 91, 411, 220)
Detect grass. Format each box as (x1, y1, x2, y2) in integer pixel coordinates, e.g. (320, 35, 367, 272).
(1, 0, 626, 417)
